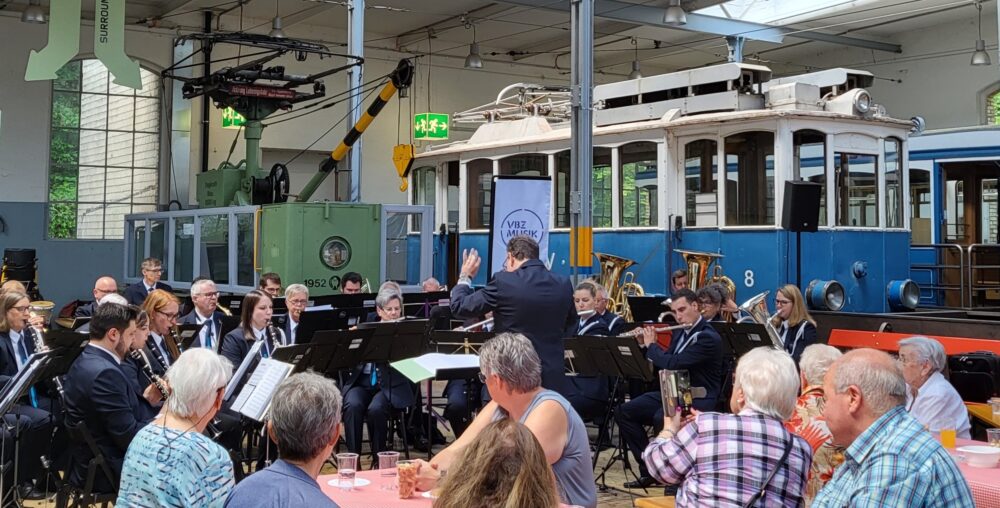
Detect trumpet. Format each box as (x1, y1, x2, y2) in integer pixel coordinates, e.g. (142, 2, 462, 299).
(618, 322, 692, 337)
(217, 304, 233, 317)
(131, 348, 170, 400)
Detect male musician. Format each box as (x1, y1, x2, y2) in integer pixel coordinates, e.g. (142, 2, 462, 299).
(341, 272, 363, 294)
(123, 258, 173, 305)
(74, 276, 119, 318)
(281, 284, 308, 345)
(180, 278, 225, 352)
(669, 269, 689, 295)
(594, 284, 626, 335)
(259, 272, 282, 299)
(421, 277, 443, 292)
(450, 235, 577, 394)
(616, 289, 723, 488)
(63, 303, 160, 492)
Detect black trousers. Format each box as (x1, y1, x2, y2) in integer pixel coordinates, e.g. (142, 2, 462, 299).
(616, 391, 663, 478)
(342, 385, 394, 455)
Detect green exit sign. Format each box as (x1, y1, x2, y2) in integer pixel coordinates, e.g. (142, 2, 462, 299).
(414, 113, 449, 140)
(222, 107, 246, 129)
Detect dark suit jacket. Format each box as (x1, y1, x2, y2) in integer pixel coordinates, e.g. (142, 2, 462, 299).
(0, 329, 39, 388)
(145, 334, 174, 371)
(645, 316, 723, 411)
(63, 345, 148, 492)
(123, 281, 173, 306)
(73, 302, 96, 318)
(119, 355, 160, 422)
(180, 309, 226, 350)
(600, 311, 626, 336)
(780, 321, 818, 364)
(450, 259, 577, 393)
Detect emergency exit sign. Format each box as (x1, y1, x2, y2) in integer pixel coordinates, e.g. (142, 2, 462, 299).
(222, 107, 246, 129)
(414, 113, 449, 140)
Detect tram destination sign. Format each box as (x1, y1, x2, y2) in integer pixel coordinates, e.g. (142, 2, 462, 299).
(414, 113, 450, 140)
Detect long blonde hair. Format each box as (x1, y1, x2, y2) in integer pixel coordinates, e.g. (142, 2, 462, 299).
(0, 291, 29, 333)
(433, 419, 560, 508)
(771, 284, 815, 328)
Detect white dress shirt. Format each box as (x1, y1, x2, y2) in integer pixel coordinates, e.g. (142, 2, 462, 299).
(906, 371, 971, 439)
(8, 329, 26, 370)
(149, 332, 171, 366)
(288, 318, 298, 345)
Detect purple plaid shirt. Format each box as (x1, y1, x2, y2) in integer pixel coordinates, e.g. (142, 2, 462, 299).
(642, 409, 812, 508)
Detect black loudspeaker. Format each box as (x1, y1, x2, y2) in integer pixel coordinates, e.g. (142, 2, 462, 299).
(782, 181, 822, 232)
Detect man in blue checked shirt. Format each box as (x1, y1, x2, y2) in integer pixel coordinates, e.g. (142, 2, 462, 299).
(813, 348, 973, 508)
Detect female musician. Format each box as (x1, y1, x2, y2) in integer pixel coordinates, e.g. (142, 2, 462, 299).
(219, 290, 286, 369)
(696, 285, 728, 322)
(142, 289, 181, 369)
(574, 281, 610, 336)
(375, 290, 402, 321)
(120, 309, 160, 420)
(770, 284, 818, 363)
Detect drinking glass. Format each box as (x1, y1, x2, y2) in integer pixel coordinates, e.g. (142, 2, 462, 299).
(397, 460, 418, 499)
(336, 453, 359, 491)
(939, 428, 956, 449)
(987, 428, 1000, 448)
(990, 398, 1000, 422)
(378, 451, 400, 476)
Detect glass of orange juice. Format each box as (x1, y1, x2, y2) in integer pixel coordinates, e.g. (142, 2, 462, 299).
(939, 428, 956, 449)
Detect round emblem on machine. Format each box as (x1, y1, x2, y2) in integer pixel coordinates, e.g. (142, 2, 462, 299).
(319, 236, 351, 270)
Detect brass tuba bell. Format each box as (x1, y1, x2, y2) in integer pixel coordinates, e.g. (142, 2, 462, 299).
(594, 252, 641, 322)
(675, 249, 723, 292)
(28, 300, 55, 331)
(737, 291, 784, 348)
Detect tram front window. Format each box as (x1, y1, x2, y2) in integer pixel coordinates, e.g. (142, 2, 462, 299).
(555, 148, 612, 228)
(621, 141, 658, 227)
(467, 159, 493, 229)
(684, 140, 718, 227)
(724, 131, 775, 226)
(793, 130, 826, 227)
(910, 161, 932, 243)
(836, 152, 878, 228)
(885, 138, 904, 229)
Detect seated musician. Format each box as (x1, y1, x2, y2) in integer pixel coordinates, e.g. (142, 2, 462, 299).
(63, 302, 161, 493)
(341, 290, 417, 455)
(225, 373, 342, 508)
(119, 348, 235, 507)
(282, 284, 309, 345)
(0, 291, 58, 499)
(74, 275, 119, 318)
(669, 269, 689, 295)
(0, 280, 27, 295)
(898, 336, 971, 438)
(564, 281, 611, 422)
(219, 290, 286, 369)
(142, 289, 181, 369)
(593, 283, 625, 336)
(180, 278, 226, 352)
(119, 309, 161, 421)
(258, 272, 282, 299)
(340, 272, 363, 294)
(771, 284, 817, 363)
(695, 284, 727, 322)
(123, 257, 173, 306)
(422, 277, 443, 292)
(616, 289, 723, 489)
(414, 333, 597, 508)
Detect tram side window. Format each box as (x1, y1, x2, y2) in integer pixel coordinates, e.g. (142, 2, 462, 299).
(411, 166, 436, 232)
(793, 130, 826, 227)
(499, 154, 547, 176)
(910, 161, 932, 243)
(684, 140, 718, 227)
(621, 141, 658, 227)
(835, 153, 878, 228)
(555, 149, 613, 228)
(885, 138, 903, 229)
(724, 132, 775, 226)
(467, 159, 493, 229)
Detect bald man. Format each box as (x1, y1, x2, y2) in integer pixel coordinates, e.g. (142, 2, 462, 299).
(812, 348, 973, 508)
(74, 276, 119, 318)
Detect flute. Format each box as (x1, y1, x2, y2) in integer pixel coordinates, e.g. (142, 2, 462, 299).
(618, 322, 692, 337)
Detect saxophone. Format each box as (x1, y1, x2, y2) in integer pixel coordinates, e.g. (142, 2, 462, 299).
(130, 348, 170, 399)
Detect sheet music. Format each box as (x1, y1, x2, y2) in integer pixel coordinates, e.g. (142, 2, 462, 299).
(305, 304, 334, 312)
(391, 353, 480, 383)
(224, 340, 264, 401)
(230, 358, 293, 421)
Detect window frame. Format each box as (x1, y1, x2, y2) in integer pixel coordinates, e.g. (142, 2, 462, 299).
(722, 129, 778, 228)
(680, 138, 720, 228)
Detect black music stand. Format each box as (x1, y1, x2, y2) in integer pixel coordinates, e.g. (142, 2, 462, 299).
(176, 322, 205, 350)
(295, 308, 367, 343)
(271, 342, 337, 375)
(627, 296, 669, 323)
(711, 322, 773, 358)
(403, 291, 449, 318)
(357, 320, 430, 362)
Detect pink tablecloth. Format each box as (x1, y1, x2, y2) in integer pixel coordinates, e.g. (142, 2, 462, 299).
(955, 439, 1000, 507)
(320, 470, 431, 508)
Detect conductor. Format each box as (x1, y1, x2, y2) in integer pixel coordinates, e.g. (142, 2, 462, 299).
(449, 235, 576, 394)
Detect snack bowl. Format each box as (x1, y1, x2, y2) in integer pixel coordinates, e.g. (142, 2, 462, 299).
(956, 445, 1000, 468)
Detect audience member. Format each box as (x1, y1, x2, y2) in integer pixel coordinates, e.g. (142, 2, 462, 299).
(416, 333, 597, 508)
(118, 349, 234, 507)
(225, 372, 342, 508)
(123, 258, 173, 305)
(898, 336, 971, 438)
(785, 344, 844, 505)
(812, 349, 973, 507)
(433, 419, 560, 508)
(643, 347, 811, 507)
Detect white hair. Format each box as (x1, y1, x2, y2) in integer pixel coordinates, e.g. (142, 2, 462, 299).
(799, 344, 843, 387)
(98, 293, 128, 306)
(734, 347, 801, 420)
(832, 351, 907, 415)
(284, 284, 309, 299)
(165, 348, 233, 419)
(479, 333, 542, 393)
(375, 289, 401, 310)
(190, 279, 216, 296)
(898, 336, 947, 373)
(378, 280, 402, 296)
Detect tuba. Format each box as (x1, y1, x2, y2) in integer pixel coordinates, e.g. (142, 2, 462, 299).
(28, 300, 55, 332)
(594, 253, 641, 322)
(737, 291, 784, 348)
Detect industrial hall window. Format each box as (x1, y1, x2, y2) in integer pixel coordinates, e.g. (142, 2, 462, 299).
(620, 142, 658, 227)
(466, 159, 493, 230)
(725, 131, 774, 226)
(987, 88, 1000, 125)
(684, 140, 718, 227)
(793, 130, 827, 227)
(555, 148, 612, 228)
(48, 59, 160, 240)
(411, 166, 436, 232)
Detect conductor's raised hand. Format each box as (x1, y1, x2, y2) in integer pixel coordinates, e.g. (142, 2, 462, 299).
(460, 248, 481, 279)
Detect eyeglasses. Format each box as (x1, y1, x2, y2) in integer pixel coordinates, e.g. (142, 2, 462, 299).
(195, 292, 220, 298)
(288, 299, 308, 306)
(775, 299, 792, 305)
(477, 372, 488, 383)
(95, 288, 116, 295)
(11, 305, 30, 313)
(143, 267, 163, 273)
(157, 310, 180, 320)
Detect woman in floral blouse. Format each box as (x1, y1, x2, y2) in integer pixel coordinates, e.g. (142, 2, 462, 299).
(785, 344, 846, 506)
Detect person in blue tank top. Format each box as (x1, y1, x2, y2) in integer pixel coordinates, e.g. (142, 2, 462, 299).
(413, 333, 597, 508)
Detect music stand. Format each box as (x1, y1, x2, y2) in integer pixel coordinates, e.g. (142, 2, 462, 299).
(357, 320, 430, 363)
(627, 296, 669, 323)
(176, 322, 206, 350)
(711, 322, 774, 358)
(310, 328, 377, 378)
(68, 316, 91, 331)
(0, 352, 51, 506)
(46, 329, 92, 350)
(271, 343, 337, 375)
(220, 316, 240, 338)
(430, 330, 494, 355)
(296, 308, 367, 343)
(403, 291, 449, 318)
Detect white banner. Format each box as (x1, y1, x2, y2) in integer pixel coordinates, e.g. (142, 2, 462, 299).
(490, 177, 552, 275)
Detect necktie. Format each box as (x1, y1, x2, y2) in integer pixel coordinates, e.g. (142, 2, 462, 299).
(15, 338, 38, 408)
(204, 319, 214, 349)
(261, 334, 271, 358)
(370, 365, 378, 386)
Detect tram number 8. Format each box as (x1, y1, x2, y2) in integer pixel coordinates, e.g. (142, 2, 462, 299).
(744, 270, 755, 288)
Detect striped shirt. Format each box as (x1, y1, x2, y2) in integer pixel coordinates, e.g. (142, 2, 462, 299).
(118, 423, 234, 508)
(812, 405, 973, 508)
(643, 409, 811, 507)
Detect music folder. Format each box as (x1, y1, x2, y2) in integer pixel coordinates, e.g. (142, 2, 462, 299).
(224, 340, 265, 402)
(390, 353, 479, 383)
(228, 358, 294, 422)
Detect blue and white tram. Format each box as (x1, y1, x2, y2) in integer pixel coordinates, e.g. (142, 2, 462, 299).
(409, 63, 919, 313)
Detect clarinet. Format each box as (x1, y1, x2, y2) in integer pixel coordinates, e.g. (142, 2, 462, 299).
(265, 322, 282, 355)
(25, 325, 65, 397)
(130, 348, 170, 399)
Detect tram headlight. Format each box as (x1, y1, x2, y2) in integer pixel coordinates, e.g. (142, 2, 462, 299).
(806, 279, 846, 311)
(854, 90, 871, 114)
(887, 279, 920, 311)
